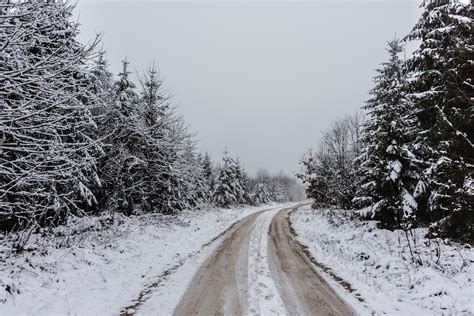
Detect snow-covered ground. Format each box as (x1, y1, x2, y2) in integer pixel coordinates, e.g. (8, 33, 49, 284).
(291, 205, 474, 315)
(0, 204, 282, 316)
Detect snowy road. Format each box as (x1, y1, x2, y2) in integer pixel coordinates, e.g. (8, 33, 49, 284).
(173, 204, 354, 316)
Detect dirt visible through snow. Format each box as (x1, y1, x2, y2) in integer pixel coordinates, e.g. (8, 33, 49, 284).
(172, 204, 354, 316)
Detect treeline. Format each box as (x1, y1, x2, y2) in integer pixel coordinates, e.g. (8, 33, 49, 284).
(298, 1, 473, 242)
(0, 1, 300, 231)
(211, 151, 304, 208)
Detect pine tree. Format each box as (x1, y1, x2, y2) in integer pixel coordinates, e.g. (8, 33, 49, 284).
(252, 182, 272, 205)
(135, 66, 190, 214)
(137, 67, 172, 213)
(212, 151, 245, 207)
(234, 157, 251, 204)
(202, 152, 214, 199)
(270, 183, 288, 203)
(87, 50, 114, 213)
(99, 60, 141, 215)
(405, 0, 473, 240)
(297, 150, 330, 207)
(179, 142, 208, 208)
(357, 39, 420, 229)
(0, 1, 102, 229)
(91, 50, 114, 104)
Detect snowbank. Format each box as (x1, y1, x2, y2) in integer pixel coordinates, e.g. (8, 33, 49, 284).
(291, 206, 474, 315)
(0, 204, 279, 315)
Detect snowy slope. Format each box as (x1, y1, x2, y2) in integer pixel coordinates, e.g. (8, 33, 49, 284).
(291, 206, 474, 315)
(0, 204, 282, 316)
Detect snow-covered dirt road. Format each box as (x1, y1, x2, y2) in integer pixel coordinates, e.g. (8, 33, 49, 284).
(173, 204, 354, 316)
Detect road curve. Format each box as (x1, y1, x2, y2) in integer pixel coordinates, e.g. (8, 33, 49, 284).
(267, 207, 354, 315)
(173, 204, 354, 316)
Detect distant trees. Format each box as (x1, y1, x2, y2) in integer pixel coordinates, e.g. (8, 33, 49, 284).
(211, 152, 305, 208)
(298, 0, 473, 242)
(251, 168, 305, 205)
(298, 114, 363, 209)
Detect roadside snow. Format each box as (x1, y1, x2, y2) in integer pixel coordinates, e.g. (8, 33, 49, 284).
(247, 209, 287, 316)
(291, 206, 474, 315)
(0, 204, 280, 316)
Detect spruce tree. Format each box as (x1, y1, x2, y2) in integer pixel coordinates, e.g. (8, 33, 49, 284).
(0, 1, 102, 229)
(91, 50, 114, 104)
(405, 0, 473, 240)
(179, 142, 208, 208)
(298, 150, 332, 207)
(358, 39, 419, 229)
(137, 67, 171, 213)
(234, 157, 251, 204)
(99, 60, 141, 215)
(202, 152, 214, 199)
(252, 182, 272, 206)
(136, 66, 190, 214)
(270, 183, 288, 203)
(212, 151, 245, 208)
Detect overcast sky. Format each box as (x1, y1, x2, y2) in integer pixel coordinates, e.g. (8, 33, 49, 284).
(75, 0, 421, 176)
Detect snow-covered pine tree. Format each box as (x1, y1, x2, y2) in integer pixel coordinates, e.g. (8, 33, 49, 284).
(252, 182, 272, 205)
(178, 141, 208, 208)
(98, 60, 142, 215)
(135, 66, 190, 214)
(87, 50, 114, 213)
(234, 157, 251, 204)
(137, 66, 171, 213)
(92, 51, 114, 100)
(201, 152, 214, 200)
(90, 50, 114, 117)
(270, 182, 288, 203)
(297, 149, 332, 207)
(405, 0, 473, 240)
(212, 150, 245, 208)
(0, 1, 102, 229)
(357, 39, 420, 229)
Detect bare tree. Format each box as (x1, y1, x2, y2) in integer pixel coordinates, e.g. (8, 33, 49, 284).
(298, 113, 364, 208)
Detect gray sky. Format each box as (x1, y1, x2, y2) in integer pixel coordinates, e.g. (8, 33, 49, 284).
(75, 0, 421, 176)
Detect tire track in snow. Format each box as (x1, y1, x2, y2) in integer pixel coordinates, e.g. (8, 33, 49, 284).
(247, 209, 288, 316)
(172, 203, 354, 316)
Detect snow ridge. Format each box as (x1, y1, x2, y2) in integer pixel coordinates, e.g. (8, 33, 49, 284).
(247, 210, 287, 316)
